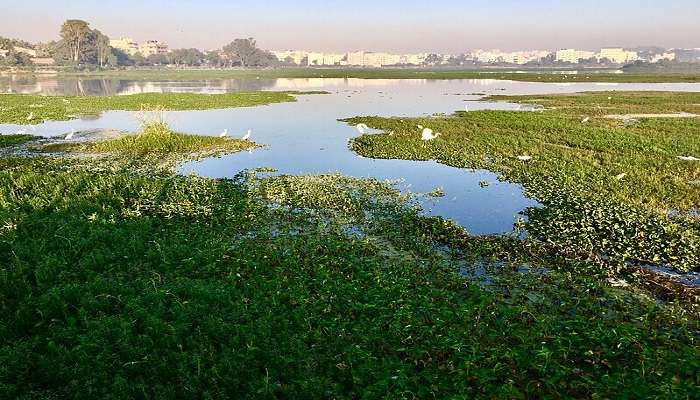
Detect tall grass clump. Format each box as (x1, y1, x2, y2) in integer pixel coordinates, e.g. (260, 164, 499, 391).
(43, 111, 255, 158)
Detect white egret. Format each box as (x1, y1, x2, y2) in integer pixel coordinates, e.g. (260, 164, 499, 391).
(464, 105, 469, 112)
(417, 125, 423, 130)
(516, 155, 532, 162)
(65, 129, 75, 140)
(242, 129, 251, 140)
(581, 117, 590, 123)
(15, 129, 27, 135)
(27, 112, 34, 121)
(421, 128, 440, 141)
(677, 155, 700, 161)
(219, 129, 228, 138)
(615, 173, 627, 180)
(356, 123, 369, 134)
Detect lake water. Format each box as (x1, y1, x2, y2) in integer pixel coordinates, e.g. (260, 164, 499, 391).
(2, 77, 700, 234)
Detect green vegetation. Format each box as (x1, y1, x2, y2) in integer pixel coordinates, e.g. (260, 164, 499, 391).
(0, 91, 322, 125)
(0, 89, 698, 398)
(54, 67, 700, 83)
(0, 153, 698, 398)
(0, 134, 34, 148)
(346, 91, 700, 272)
(42, 121, 254, 158)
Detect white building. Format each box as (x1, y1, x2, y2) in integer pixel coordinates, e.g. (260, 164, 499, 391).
(597, 48, 638, 64)
(138, 40, 169, 57)
(651, 52, 677, 63)
(272, 50, 308, 65)
(307, 52, 346, 66)
(555, 49, 596, 63)
(110, 37, 139, 55)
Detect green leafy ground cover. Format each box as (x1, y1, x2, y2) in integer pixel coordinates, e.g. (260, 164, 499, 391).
(0, 92, 697, 398)
(346, 91, 700, 272)
(0, 152, 698, 398)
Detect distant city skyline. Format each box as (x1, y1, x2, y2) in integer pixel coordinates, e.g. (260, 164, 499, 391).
(2, 0, 700, 52)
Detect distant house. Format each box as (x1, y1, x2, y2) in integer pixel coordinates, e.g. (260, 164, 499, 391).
(597, 48, 638, 64)
(110, 37, 139, 55)
(555, 49, 596, 63)
(138, 40, 169, 57)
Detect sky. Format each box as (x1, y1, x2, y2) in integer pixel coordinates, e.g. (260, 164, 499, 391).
(2, 0, 699, 52)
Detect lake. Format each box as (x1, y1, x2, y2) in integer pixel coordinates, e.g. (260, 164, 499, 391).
(2, 77, 699, 234)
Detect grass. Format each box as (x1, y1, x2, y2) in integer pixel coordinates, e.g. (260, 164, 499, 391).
(0, 155, 698, 398)
(345, 91, 700, 272)
(23, 67, 700, 83)
(0, 91, 324, 125)
(0, 134, 34, 148)
(42, 121, 255, 159)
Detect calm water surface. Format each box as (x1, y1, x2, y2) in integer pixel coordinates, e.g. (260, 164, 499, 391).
(2, 77, 699, 234)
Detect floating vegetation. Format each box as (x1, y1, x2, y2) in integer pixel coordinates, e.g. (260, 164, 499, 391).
(344, 91, 700, 273)
(427, 186, 445, 197)
(0, 153, 698, 398)
(0, 91, 326, 124)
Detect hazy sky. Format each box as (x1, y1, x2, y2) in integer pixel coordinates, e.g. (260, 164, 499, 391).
(2, 0, 699, 52)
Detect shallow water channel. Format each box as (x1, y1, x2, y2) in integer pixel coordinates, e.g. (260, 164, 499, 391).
(2, 77, 700, 234)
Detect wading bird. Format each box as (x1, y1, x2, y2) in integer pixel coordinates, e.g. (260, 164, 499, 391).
(27, 112, 34, 121)
(219, 129, 228, 138)
(417, 125, 423, 130)
(516, 155, 532, 162)
(65, 129, 75, 140)
(356, 123, 368, 134)
(464, 105, 469, 112)
(615, 173, 627, 180)
(677, 155, 700, 161)
(421, 128, 440, 141)
(581, 117, 590, 123)
(242, 129, 251, 140)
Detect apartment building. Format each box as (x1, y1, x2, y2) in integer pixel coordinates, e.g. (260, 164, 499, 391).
(555, 48, 596, 63)
(307, 52, 346, 66)
(109, 37, 139, 55)
(138, 40, 169, 57)
(273, 50, 308, 65)
(598, 48, 638, 63)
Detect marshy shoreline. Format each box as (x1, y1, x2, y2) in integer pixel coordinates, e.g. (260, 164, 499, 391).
(0, 84, 698, 398)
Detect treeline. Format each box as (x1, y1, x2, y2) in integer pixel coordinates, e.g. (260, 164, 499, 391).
(0, 20, 280, 69)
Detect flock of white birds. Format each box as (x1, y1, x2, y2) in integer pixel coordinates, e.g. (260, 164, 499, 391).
(219, 128, 252, 140)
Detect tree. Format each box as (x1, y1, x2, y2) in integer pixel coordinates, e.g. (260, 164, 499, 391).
(204, 51, 224, 67)
(170, 48, 205, 66)
(94, 30, 111, 68)
(147, 53, 169, 65)
(222, 38, 259, 67)
(60, 19, 91, 63)
(424, 54, 442, 66)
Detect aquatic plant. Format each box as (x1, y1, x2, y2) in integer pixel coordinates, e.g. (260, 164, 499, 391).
(0, 155, 697, 398)
(345, 91, 700, 272)
(0, 91, 326, 125)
